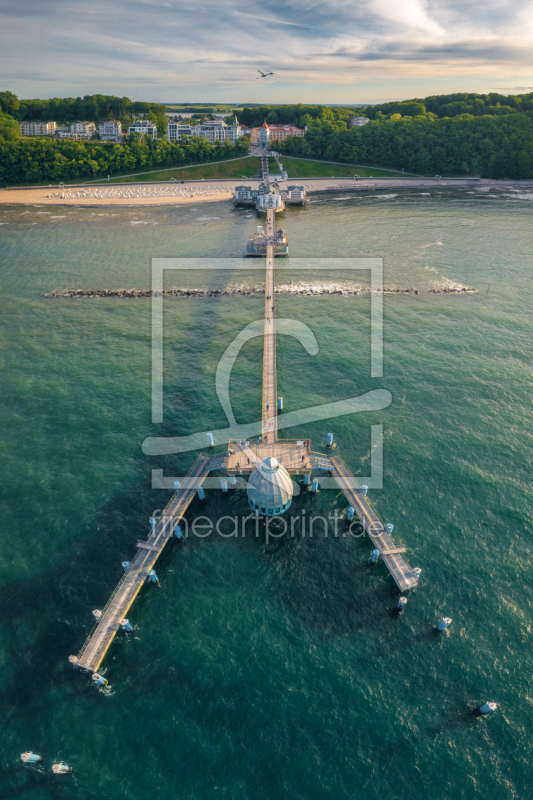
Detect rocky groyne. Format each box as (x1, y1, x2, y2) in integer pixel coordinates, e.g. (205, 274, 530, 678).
(44, 286, 476, 299)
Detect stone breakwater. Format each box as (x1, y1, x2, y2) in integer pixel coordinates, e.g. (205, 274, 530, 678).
(44, 286, 476, 299)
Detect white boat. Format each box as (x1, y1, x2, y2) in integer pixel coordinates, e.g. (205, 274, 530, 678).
(52, 762, 72, 774)
(21, 751, 42, 763)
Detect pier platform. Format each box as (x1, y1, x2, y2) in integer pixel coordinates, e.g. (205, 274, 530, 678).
(227, 439, 311, 474)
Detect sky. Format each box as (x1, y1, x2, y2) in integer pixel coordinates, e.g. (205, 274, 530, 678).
(1, 0, 533, 103)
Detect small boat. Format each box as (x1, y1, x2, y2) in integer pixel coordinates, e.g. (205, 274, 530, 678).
(52, 762, 72, 774)
(21, 751, 42, 763)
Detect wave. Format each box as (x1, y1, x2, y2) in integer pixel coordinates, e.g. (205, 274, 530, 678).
(503, 192, 533, 200)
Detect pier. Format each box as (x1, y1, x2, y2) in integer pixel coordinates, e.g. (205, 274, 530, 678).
(71, 157, 418, 677)
(263, 208, 277, 444)
(72, 455, 211, 673)
(329, 455, 418, 591)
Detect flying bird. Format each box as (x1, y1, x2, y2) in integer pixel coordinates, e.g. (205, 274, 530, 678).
(257, 70, 275, 79)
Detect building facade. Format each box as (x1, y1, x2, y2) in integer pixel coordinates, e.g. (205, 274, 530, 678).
(347, 116, 370, 127)
(235, 182, 306, 213)
(127, 120, 158, 140)
(19, 121, 56, 136)
(166, 116, 245, 144)
(250, 121, 306, 149)
(99, 120, 122, 140)
(69, 121, 96, 137)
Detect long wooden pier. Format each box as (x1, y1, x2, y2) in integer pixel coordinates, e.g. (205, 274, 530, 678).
(262, 207, 278, 445)
(72, 455, 211, 673)
(71, 156, 418, 678)
(329, 455, 418, 591)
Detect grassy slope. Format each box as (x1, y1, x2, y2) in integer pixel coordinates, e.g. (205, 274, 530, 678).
(102, 157, 262, 183)
(278, 156, 402, 178)
(92, 153, 401, 185)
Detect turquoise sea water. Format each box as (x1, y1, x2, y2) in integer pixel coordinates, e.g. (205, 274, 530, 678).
(0, 188, 532, 799)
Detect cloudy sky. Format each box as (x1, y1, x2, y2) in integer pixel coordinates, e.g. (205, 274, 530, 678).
(1, 0, 533, 102)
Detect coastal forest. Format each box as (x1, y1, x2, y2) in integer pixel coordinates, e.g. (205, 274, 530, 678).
(0, 128, 250, 185)
(241, 94, 533, 179)
(1, 91, 533, 182)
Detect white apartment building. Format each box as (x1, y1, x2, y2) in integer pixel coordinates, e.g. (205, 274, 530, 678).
(347, 116, 370, 127)
(69, 121, 96, 137)
(127, 119, 158, 140)
(99, 120, 122, 140)
(19, 120, 56, 136)
(167, 116, 244, 144)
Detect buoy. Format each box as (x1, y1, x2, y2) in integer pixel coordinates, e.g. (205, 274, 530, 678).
(386, 523, 394, 534)
(21, 752, 42, 763)
(149, 517, 157, 530)
(221, 479, 228, 493)
(479, 702, 497, 715)
(198, 486, 205, 500)
(278, 396, 283, 410)
(326, 432, 334, 447)
(311, 478, 319, 493)
(361, 485, 368, 496)
(92, 673, 108, 686)
(173, 480, 181, 491)
(122, 561, 130, 571)
(396, 597, 408, 612)
(303, 475, 310, 485)
(120, 618, 133, 632)
(438, 617, 452, 631)
(347, 507, 354, 521)
(230, 475, 236, 485)
(371, 549, 380, 563)
(148, 569, 159, 584)
(52, 762, 72, 774)
(174, 524, 183, 539)
(207, 432, 214, 447)
(92, 610, 103, 619)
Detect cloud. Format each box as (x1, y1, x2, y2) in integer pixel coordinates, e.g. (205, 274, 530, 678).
(1, 0, 532, 101)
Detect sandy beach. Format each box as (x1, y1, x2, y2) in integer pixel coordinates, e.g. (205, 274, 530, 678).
(2, 177, 533, 206)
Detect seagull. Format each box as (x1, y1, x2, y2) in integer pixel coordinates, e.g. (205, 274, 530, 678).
(256, 70, 275, 79)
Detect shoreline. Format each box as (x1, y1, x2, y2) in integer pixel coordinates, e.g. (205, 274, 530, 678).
(2, 177, 533, 207)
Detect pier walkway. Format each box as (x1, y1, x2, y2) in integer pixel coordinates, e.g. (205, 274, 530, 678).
(73, 455, 211, 673)
(329, 455, 418, 591)
(262, 207, 277, 446)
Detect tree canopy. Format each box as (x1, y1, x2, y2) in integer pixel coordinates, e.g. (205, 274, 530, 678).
(0, 133, 249, 186)
(274, 112, 533, 178)
(0, 112, 20, 142)
(238, 92, 533, 130)
(1, 91, 168, 134)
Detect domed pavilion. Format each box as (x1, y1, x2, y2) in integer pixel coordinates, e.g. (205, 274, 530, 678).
(247, 456, 293, 516)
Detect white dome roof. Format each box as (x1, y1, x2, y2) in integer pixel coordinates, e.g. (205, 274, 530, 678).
(247, 456, 293, 515)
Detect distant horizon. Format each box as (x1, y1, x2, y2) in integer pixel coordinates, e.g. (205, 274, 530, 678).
(7, 93, 533, 107)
